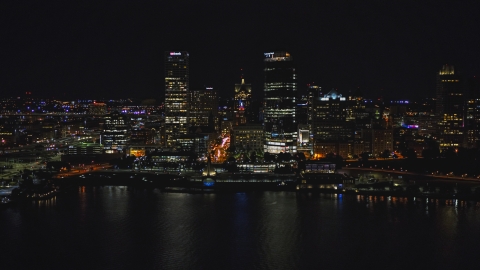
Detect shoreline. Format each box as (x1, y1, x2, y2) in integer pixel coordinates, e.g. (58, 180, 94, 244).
(49, 170, 480, 201)
(4, 169, 480, 208)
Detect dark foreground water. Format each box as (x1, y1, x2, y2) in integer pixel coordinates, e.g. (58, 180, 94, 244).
(2, 187, 480, 270)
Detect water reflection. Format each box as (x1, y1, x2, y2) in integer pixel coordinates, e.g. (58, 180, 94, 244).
(3, 189, 480, 269)
(32, 196, 56, 208)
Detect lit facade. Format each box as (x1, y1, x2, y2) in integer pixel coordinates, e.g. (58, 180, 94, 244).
(176, 134, 209, 158)
(189, 87, 218, 128)
(68, 142, 103, 155)
(312, 89, 353, 143)
(130, 128, 155, 145)
(101, 111, 129, 153)
(310, 89, 355, 158)
(263, 51, 297, 154)
(231, 124, 264, 154)
(307, 84, 322, 129)
(0, 129, 15, 144)
(436, 65, 465, 149)
(165, 51, 189, 147)
(347, 88, 370, 131)
(234, 78, 252, 125)
(371, 128, 394, 157)
(465, 77, 480, 147)
(88, 102, 107, 115)
(220, 119, 234, 137)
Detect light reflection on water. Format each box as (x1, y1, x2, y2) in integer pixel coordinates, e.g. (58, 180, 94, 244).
(1, 188, 480, 269)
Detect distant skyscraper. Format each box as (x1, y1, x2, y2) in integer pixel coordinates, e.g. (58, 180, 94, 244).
(311, 89, 352, 142)
(347, 88, 371, 137)
(310, 89, 359, 158)
(263, 51, 297, 153)
(306, 84, 322, 127)
(465, 76, 480, 147)
(234, 77, 252, 125)
(189, 86, 218, 129)
(164, 51, 189, 147)
(101, 111, 129, 153)
(436, 65, 465, 149)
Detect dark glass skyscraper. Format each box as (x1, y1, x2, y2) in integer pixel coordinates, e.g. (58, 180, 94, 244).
(311, 89, 352, 142)
(189, 86, 218, 129)
(263, 51, 297, 153)
(466, 76, 480, 147)
(436, 65, 465, 149)
(164, 51, 189, 147)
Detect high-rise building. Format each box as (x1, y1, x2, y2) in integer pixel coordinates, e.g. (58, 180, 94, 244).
(246, 99, 262, 124)
(465, 76, 480, 147)
(436, 65, 465, 149)
(189, 87, 218, 129)
(310, 89, 355, 158)
(101, 111, 129, 153)
(371, 128, 394, 157)
(263, 51, 297, 153)
(311, 89, 352, 143)
(295, 84, 321, 157)
(234, 77, 252, 125)
(164, 51, 189, 147)
(306, 84, 322, 128)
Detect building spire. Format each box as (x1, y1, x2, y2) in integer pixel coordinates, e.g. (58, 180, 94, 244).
(240, 68, 244, 84)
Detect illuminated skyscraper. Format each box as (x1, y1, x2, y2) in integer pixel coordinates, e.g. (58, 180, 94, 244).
(164, 51, 189, 147)
(466, 76, 480, 147)
(306, 84, 322, 128)
(189, 87, 218, 129)
(436, 65, 465, 149)
(311, 89, 351, 143)
(101, 111, 129, 153)
(263, 51, 297, 153)
(234, 77, 252, 125)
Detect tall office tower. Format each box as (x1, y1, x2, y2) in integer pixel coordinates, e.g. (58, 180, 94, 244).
(347, 88, 371, 138)
(436, 65, 465, 150)
(246, 99, 262, 123)
(101, 111, 130, 153)
(416, 97, 437, 136)
(234, 77, 252, 125)
(295, 84, 321, 157)
(465, 76, 480, 147)
(311, 89, 354, 158)
(164, 51, 189, 148)
(306, 84, 322, 127)
(189, 87, 218, 129)
(312, 89, 353, 142)
(263, 51, 297, 153)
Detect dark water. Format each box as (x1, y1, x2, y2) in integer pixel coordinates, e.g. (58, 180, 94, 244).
(2, 187, 480, 270)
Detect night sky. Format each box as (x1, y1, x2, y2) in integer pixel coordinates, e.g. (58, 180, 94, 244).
(2, 1, 480, 100)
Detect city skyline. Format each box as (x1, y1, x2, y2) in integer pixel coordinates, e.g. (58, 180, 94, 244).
(2, 1, 480, 100)
(3, 2, 480, 265)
